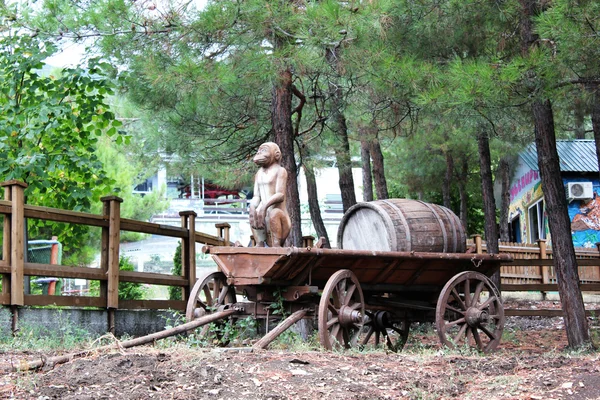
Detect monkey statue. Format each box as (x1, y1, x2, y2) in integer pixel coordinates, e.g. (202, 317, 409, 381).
(249, 142, 292, 247)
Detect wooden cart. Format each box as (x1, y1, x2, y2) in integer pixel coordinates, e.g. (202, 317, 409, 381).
(186, 246, 512, 353)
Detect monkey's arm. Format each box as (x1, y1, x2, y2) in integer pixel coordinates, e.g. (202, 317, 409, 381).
(262, 168, 287, 211)
(249, 178, 261, 228)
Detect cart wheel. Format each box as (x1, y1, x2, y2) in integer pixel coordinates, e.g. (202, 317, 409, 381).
(186, 271, 236, 343)
(318, 269, 365, 350)
(436, 271, 504, 353)
(361, 311, 410, 352)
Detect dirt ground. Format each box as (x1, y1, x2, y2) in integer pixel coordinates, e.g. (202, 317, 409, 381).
(1, 300, 599, 400)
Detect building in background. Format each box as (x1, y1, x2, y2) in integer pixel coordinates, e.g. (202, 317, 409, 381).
(506, 140, 599, 248)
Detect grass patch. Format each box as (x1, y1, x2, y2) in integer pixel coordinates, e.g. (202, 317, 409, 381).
(0, 311, 92, 352)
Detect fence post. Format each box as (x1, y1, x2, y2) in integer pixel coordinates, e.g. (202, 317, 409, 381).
(1, 183, 12, 301)
(180, 211, 197, 302)
(101, 196, 123, 334)
(0, 181, 27, 335)
(538, 239, 548, 300)
(0, 181, 27, 307)
(473, 234, 483, 254)
(215, 223, 231, 246)
(302, 235, 315, 248)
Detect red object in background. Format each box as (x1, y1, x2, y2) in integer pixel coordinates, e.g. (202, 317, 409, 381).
(202, 182, 241, 199)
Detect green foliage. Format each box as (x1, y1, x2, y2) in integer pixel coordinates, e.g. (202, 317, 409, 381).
(117, 256, 146, 300)
(168, 241, 182, 301)
(0, 33, 123, 254)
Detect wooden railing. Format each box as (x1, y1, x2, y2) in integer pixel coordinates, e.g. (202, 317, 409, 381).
(469, 235, 600, 316)
(0, 180, 231, 333)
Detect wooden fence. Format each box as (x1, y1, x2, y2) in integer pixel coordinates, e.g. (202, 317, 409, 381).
(0, 180, 232, 333)
(3, 177, 600, 332)
(469, 235, 600, 316)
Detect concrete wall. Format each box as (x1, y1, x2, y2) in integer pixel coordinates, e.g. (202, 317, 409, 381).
(1, 307, 181, 338)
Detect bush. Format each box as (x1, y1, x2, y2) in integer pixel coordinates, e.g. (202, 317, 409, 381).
(118, 256, 146, 300)
(168, 241, 182, 300)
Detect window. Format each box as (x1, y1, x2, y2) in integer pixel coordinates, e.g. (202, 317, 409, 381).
(528, 199, 546, 243)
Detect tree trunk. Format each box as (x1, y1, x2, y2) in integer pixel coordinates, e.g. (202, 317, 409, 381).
(333, 134, 356, 213)
(370, 136, 389, 200)
(457, 157, 469, 233)
(360, 138, 374, 202)
(498, 157, 511, 242)
(533, 99, 591, 348)
(442, 151, 454, 209)
(326, 47, 356, 213)
(591, 87, 600, 182)
(272, 68, 302, 246)
(519, 0, 592, 349)
(477, 130, 500, 289)
(303, 162, 331, 248)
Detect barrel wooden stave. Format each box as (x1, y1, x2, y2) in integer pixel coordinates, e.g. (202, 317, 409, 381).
(337, 199, 466, 253)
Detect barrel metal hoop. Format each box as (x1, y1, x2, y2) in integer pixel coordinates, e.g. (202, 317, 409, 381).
(381, 199, 411, 252)
(416, 200, 448, 252)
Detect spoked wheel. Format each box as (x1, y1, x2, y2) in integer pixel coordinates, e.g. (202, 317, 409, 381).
(436, 271, 504, 353)
(318, 270, 365, 350)
(186, 271, 236, 342)
(361, 311, 410, 352)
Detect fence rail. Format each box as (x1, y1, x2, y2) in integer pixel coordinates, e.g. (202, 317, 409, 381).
(0, 180, 231, 334)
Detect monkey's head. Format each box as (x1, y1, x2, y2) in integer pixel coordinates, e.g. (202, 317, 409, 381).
(253, 142, 281, 167)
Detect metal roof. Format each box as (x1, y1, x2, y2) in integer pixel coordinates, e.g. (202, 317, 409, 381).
(520, 140, 599, 173)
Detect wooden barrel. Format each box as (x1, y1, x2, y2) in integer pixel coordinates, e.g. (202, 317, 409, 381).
(337, 199, 466, 253)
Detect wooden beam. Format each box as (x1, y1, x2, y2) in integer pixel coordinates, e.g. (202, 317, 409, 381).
(501, 259, 600, 267)
(24, 204, 108, 227)
(24, 263, 106, 280)
(502, 283, 600, 291)
(194, 231, 227, 246)
(505, 309, 599, 317)
(102, 196, 123, 309)
(1, 181, 27, 306)
(121, 218, 188, 238)
(24, 295, 104, 308)
(253, 309, 307, 350)
(119, 299, 186, 310)
(119, 270, 188, 286)
(2, 190, 10, 300)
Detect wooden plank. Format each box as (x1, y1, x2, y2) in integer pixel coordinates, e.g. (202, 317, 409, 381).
(24, 263, 107, 280)
(119, 270, 188, 286)
(0, 293, 9, 305)
(194, 231, 227, 246)
(501, 259, 600, 267)
(501, 273, 543, 279)
(24, 204, 108, 228)
(372, 260, 401, 284)
(24, 295, 105, 308)
(502, 283, 600, 291)
(100, 200, 110, 303)
(10, 184, 25, 306)
(106, 198, 122, 309)
(2, 191, 10, 299)
(121, 218, 188, 238)
(505, 309, 599, 317)
(119, 299, 186, 310)
(403, 260, 430, 286)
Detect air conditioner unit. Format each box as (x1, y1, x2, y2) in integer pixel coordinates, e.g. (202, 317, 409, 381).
(567, 182, 594, 201)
